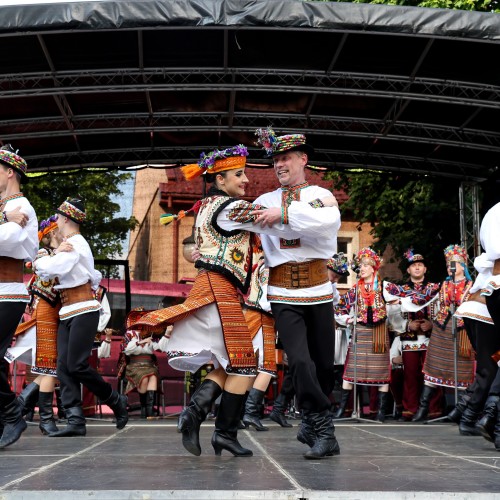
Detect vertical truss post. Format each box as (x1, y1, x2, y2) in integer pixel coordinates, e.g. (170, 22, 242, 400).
(459, 182, 481, 275)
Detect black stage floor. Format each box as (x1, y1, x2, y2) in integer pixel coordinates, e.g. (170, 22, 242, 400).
(1, 416, 499, 500)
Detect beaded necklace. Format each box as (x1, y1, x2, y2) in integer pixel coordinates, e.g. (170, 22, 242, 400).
(64, 231, 81, 240)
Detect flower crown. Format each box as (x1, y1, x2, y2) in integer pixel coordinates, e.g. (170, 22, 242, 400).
(38, 215, 58, 242)
(354, 247, 382, 271)
(444, 244, 467, 263)
(181, 145, 248, 181)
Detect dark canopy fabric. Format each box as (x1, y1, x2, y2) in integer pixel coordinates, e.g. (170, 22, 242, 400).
(0, 0, 499, 180)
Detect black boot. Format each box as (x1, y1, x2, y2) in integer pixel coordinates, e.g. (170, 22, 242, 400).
(178, 379, 222, 456)
(242, 388, 269, 431)
(0, 398, 28, 448)
(55, 387, 65, 420)
(38, 391, 58, 435)
(269, 393, 293, 427)
(104, 390, 129, 429)
(376, 391, 389, 423)
(304, 410, 340, 459)
(49, 407, 86, 437)
(495, 398, 500, 451)
(412, 385, 435, 422)
(476, 395, 499, 443)
(333, 389, 350, 419)
(459, 405, 482, 436)
(448, 392, 471, 423)
(146, 390, 156, 417)
(17, 382, 39, 417)
(211, 391, 253, 457)
(297, 414, 316, 447)
(238, 391, 249, 429)
(139, 392, 147, 419)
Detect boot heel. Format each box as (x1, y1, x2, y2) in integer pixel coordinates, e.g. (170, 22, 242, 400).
(212, 441, 222, 456)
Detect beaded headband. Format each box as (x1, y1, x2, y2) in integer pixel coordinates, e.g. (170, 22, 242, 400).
(56, 198, 86, 224)
(354, 247, 382, 271)
(181, 145, 248, 181)
(255, 127, 313, 157)
(444, 244, 467, 263)
(327, 252, 350, 276)
(0, 145, 28, 183)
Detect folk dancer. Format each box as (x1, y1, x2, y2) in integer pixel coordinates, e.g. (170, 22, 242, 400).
(413, 244, 474, 422)
(0, 145, 38, 448)
(231, 128, 341, 459)
(471, 202, 500, 450)
(335, 248, 391, 422)
(5, 215, 63, 435)
(34, 197, 128, 436)
(384, 250, 441, 421)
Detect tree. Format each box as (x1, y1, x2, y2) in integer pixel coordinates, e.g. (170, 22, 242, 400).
(310, 0, 498, 12)
(327, 169, 461, 281)
(24, 170, 137, 262)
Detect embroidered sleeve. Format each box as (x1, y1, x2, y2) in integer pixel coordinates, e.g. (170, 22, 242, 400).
(227, 200, 266, 223)
(385, 282, 405, 297)
(0, 212, 8, 225)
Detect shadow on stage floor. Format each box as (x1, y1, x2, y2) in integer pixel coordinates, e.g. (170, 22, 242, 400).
(0, 415, 499, 500)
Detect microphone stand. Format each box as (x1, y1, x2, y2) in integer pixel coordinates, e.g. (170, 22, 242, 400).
(426, 262, 458, 425)
(335, 268, 382, 424)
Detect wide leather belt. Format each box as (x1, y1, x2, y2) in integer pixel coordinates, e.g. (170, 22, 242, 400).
(494, 259, 500, 275)
(60, 282, 93, 306)
(468, 290, 486, 305)
(269, 259, 328, 289)
(0, 257, 24, 283)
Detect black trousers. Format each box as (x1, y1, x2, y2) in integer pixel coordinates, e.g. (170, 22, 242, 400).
(0, 301, 27, 404)
(463, 317, 500, 408)
(57, 311, 113, 409)
(486, 289, 500, 396)
(271, 301, 335, 414)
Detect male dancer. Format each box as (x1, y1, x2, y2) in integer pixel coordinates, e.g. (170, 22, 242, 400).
(0, 145, 38, 448)
(225, 128, 341, 458)
(384, 250, 441, 420)
(34, 197, 128, 436)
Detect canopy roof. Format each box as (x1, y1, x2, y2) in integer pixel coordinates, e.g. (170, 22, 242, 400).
(1, 0, 500, 181)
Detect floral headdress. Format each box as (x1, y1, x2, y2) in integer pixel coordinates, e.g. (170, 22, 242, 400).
(327, 252, 350, 276)
(353, 247, 382, 271)
(38, 215, 58, 242)
(403, 247, 425, 265)
(444, 244, 467, 263)
(255, 126, 314, 157)
(180, 145, 248, 181)
(0, 144, 29, 183)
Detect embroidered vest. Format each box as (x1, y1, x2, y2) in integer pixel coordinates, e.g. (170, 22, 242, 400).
(244, 253, 269, 312)
(195, 195, 253, 293)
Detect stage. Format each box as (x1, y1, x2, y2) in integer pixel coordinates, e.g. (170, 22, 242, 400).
(0, 417, 499, 499)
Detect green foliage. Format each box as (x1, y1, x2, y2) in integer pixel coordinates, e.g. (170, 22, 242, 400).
(328, 170, 461, 281)
(24, 170, 138, 260)
(308, 0, 499, 12)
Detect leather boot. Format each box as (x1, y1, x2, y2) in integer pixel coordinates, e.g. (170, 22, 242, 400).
(333, 389, 351, 419)
(104, 390, 129, 429)
(297, 414, 316, 447)
(242, 388, 268, 431)
(146, 390, 156, 417)
(38, 391, 58, 435)
(17, 381, 39, 417)
(139, 392, 147, 419)
(376, 391, 389, 423)
(0, 398, 28, 448)
(55, 387, 65, 420)
(304, 410, 340, 459)
(211, 391, 253, 457)
(495, 398, 500, 451)
(48, 406, 86, 437)
(459, 405, 482, 436)
(412, 385, 435, 422)
(238, 391, 248, 429)
(269, 392, 293, 427)
(178, 379, 222, 456)
(476, 395, 499, 443)
(448, 392, 471, 423)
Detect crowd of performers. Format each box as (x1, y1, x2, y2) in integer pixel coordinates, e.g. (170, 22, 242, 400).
(0, 128, 500, 460)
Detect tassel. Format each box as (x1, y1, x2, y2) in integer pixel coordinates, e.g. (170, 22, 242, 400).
(160, 214, 177, 226)
(181, 163, 204, 181)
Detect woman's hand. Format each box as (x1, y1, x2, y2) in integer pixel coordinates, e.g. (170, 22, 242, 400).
(251, 207, 282, 227)
(320, 196, 339, 208)
(5, 206, 28, 227)
(54, 241, 73, 254)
